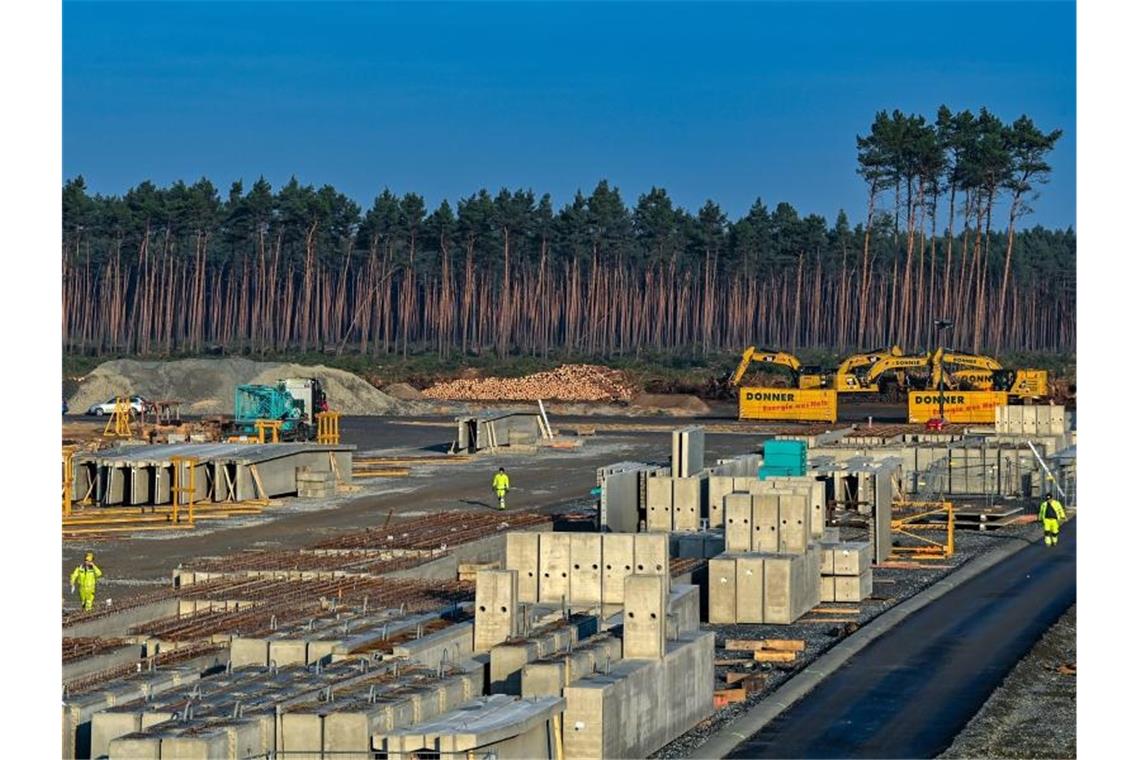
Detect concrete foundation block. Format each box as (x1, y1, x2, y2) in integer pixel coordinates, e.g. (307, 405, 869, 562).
(506, 532, 540, 604)
(830, 541, 873, 576)
(668, 584, 700, 636)
(633, 533, 669, 580)
(646, 477, 674, 532)
(777, 494, 810, 554)
(623, 574, 668, 659)
(108, 734, 161, 760)
(734, 555, 766, 624)
(707, 556, 737, 625)
(672, 477, 701, 532)
(707, 475, 736, 528)
(569, 534, 603, 606)
(724, 494, 752, 553)
(475, 569, 519, 651)
(763, 549, 821, 624)
(538, 533, 571, 604)
(751, 494, 780, 553)
(834, 570, 873, 602)
(819, 575, 836, 603)
(601, 534, 634, 605)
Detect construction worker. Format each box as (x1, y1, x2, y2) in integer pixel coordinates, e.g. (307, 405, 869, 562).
(492, 467, 511, 511)
(1038, 492, 1067, 547)
(70, 551, 103, 611)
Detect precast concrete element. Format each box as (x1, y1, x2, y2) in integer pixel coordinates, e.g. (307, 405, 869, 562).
(707, 475, 737, 528)
(107, 733, 161, 760)
(735, 555, 767, 625)
(669, 584, 701, 636)
(521, 635, 623, 698)
(819, 575, 836, 603)
(562, 631, 715, 760)
(506, 532, 541, 603)
(490, 622, 579, 695)
(672, 426, 706, 478)
(77, 442, 354, 506)
(538, 533, 571, 604)
(751, 494, 780, 553)
(777, 494, 810, 554)
(596, 462, 648, 533)
(569, 534, 603, 606)
(672, 531, 725, 559)
(623, 574, 668, 659)
(646, 476, 674, 532)
(376, 694, 565, 760)
(764, 545, 822, 624)
(822, 541, 873, 576)
(601, 533, 634, 605)
(995, 404, 1067, 436)
(389, 622, 474, 671)
(633, 533, 670, 581)
(761, 477, 827, 538)
(833, 570, 873, 602)
(724, 494, 753, 553)
(708, 556, 738, 624)
(672, 477, 701, 532)
(475, 570, 520, 651)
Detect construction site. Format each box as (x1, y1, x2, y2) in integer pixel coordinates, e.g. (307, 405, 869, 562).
(56, 346, 1076, 760)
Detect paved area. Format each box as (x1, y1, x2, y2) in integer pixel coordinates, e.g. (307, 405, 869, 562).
(725, 522, 1076, 758)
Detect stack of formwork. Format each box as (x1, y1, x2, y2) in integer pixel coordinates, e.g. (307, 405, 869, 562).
(818, 541, 873, 602)
(295, 466, 335, 498)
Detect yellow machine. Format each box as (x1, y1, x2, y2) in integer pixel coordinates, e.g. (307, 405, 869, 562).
(833, 345, 905, 394)
(928, 349, 1048, 400)
(730, 347, 827, 390)
(860, 352, 933, 396)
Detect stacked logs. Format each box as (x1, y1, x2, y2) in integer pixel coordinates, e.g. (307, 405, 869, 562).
(422, 364, 636, 402)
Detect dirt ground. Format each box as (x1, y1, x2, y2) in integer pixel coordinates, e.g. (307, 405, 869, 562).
(940, 605, 1077, 759)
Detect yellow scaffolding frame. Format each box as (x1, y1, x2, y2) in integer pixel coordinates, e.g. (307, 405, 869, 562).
(891, 500, 955, 559)
(103, 397, 136, 439)
(171, 456, 198, 526)
(316, 411, 341, 444)
(62, 446, 75, 518)
(254, 420, 282, 444)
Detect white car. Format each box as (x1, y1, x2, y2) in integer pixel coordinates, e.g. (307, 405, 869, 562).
(86, 396, 147, 416)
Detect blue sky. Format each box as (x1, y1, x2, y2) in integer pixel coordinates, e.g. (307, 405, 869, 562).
(63, 1, 1076, 229)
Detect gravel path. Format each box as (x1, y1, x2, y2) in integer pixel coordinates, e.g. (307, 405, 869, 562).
(940, 604, 1076, 759)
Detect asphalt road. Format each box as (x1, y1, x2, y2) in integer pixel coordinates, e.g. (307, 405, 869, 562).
(727, 521, 1077, 759)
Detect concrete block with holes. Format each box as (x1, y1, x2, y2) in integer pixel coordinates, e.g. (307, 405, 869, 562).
(601, 533, 635, 605)
(632, 532, 669, 583)
(724, 493, 752, 552)
(474, 569, 519, 651)
(622, 574, 668, 659)
(538, 533, 571, 604)
(506, 532, 540, 603)
(569, 533, 603, 605)
(751, 493, 780, 553)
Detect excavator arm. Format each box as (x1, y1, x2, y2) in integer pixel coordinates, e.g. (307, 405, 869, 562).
(730, 347, 804, 387)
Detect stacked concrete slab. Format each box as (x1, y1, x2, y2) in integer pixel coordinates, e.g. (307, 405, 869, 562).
(707, 549, 822, 625)
(819, 541, 874, 603)
(596, 461, 652, 533)
(995, 404, 1067, 436)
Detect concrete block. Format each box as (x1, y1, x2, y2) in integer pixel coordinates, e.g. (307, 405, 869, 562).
(834, 570, 873, 602)
(601, 534, 634, 605)
(707, 556, 737, 625)
(538, 533, 571, 604)
(268, 639, 308, 667)
(633, 533, 669, 579)
(672, 426, 706, 478)
(830, 541, 872, 576)
(646, 477, 674, 532)
(229, 637, 269, 668)
(819, 575, 836, 603)
(750, 494, 780, 553)
(475, 569, 519, 651)
(707, 475, 736, 528)
(763, 550, 821, 624)
(108, 734, 161, 760)
(669, 584, 700, 636)
(623, 575, 668, 659)
(724, 493, 752, 553)
(569, 534, 603, 606)
(672, 477, 701, 532)
(778, 494, 810, 554)
(818, 545, 835, 575)
(734, 555, 765, 624)
(506, 532, 540, 604)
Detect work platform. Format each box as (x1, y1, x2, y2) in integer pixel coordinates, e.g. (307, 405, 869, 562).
(72, 442, 355, 507)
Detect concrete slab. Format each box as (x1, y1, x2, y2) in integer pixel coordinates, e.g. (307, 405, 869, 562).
(778, 494, 810, 554)
(506, 531, 541, 604)
(829, 541, 873, 576)
(672, 477, 701, 532)
(646, 476, 674, 533)
(623, 574, 667, 659)
(538, 533, 571, 604)
(601, 534, 634, 605)
(751, 494, 780, 553)
(834, 570, 873, 602)
(724, 493, 752, 553)
(569, 534, 603, 606)
(708, 556, 737, 625)
(475, 570, 519, 651)
(633, 533, 669, 580)
(764, 549, 821, 625)
(707, 475, 736, 528)
(735, 555, 766, 624)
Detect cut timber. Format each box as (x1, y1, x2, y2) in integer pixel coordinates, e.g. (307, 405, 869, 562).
(714, 658, 752, 666)
(798, 618, 859, 624)
(810, 607, 860, 615)
(753, 650, 797, 663)
(725, 639, 805, 653)
(714, 688, 747, 707)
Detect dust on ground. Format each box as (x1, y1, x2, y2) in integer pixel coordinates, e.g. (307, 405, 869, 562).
(940, 604, 1076, 759)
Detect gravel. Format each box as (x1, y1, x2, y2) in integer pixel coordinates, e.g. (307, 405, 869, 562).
(653, 516, 1046, 759)
(939, 604, 1076, 759)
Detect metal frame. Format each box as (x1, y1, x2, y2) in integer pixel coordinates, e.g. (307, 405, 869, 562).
(890, 500, 955, 559)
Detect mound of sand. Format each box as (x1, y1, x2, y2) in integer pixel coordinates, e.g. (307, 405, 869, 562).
(384, 383, 424, 401)
(67, 358, 411, 416)
(630, 393, 711, 415)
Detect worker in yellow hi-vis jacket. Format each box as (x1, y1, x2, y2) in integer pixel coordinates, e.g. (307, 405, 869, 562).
(1038, 492, 1067, 547)
(70, 551, 103, 611)
(492, 467, 511, 511)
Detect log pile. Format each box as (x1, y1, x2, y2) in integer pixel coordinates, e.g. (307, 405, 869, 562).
(421, 364, 637, 402)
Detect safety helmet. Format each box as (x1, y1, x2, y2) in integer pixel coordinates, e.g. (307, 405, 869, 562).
(498, 467, 505, 472)
(84, 551, 95, 561)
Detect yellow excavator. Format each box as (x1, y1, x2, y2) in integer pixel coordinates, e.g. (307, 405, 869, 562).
(928, 348, 1048, 400)
(729, 347, 828, 390)
(860, 352, 934, 398)
(833, 345, 905, 394)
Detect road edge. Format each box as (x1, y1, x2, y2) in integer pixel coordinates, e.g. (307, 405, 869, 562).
(692, 531, 1040, 759)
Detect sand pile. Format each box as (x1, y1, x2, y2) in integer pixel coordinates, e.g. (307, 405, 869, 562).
(421, 364, 637, 402)
(67, 358, 411, 416)
(629, 392, 711, 415)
